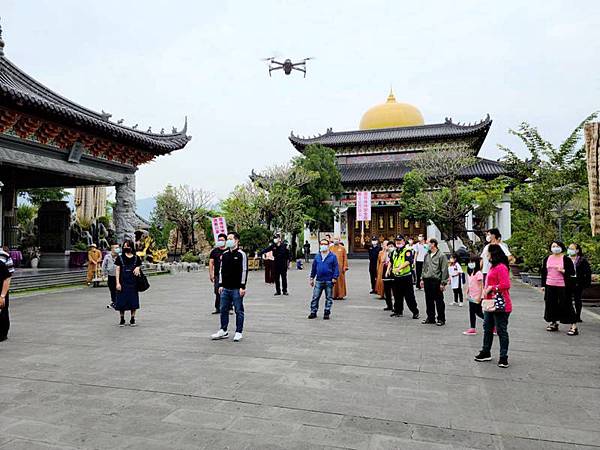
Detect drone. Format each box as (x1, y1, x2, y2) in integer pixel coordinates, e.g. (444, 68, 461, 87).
(263, 57, 313, 78)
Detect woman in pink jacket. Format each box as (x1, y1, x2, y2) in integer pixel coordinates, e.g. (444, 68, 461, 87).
(474, 245, 512, 368)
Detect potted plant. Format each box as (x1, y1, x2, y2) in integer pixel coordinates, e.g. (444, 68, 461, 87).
(520, 272, 530, 283)
(27, 247, 41, 268)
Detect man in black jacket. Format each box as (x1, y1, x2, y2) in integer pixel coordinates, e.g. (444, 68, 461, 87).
(211, 232, 248, 342)
(368, 236, 381, 294)
(258, 234, 290, 296)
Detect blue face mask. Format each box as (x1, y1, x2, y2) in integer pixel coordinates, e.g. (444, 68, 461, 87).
(424, 244, 430, 252)
(216, 240, 225, 248)
(115, 248, 122, 255)
(226, 239, 235, 249)
(319, 245, 328, 252)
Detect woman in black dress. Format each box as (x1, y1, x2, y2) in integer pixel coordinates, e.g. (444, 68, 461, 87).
(567, 243, 592, 323)
(115, 239, 142, 327)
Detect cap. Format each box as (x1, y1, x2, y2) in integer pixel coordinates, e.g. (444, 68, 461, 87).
(371, 236, 378, 240)
(90, 243, 97, 247)
(394, 235, 405, 241)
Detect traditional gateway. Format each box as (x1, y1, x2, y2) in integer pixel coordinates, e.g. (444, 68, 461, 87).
(0, 22, 190, 249)
(290, 90, 511, 255)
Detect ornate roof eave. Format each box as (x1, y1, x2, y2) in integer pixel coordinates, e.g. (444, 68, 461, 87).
(0, 51, 191, 155)
(289, 115, 492, 153)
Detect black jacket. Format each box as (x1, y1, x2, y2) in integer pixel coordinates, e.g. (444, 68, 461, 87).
(219, 248, 248, 289)
(259, 243, 290, 269)
(541, 255, 575, 288)
(368, 245, 381, 265)
(572, 256, 592, 289)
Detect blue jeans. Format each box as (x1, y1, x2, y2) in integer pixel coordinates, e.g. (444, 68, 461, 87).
(482, 311, 510, 358)
(220, 288, 244, 333)
(310, 281, 333, 314)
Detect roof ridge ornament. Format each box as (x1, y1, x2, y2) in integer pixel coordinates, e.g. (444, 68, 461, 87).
(0, 17, 5, 57)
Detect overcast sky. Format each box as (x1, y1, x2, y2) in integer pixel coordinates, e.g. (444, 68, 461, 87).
(3, 1, 599, 200)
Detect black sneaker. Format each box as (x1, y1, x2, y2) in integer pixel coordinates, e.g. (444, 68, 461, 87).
(422, 319, 436, 324)
(323, 313, 330, 320)
(474, 351, 492, 362)
(308, 313, 317, 319)
(390, 313, 399, 317)
(436, 320, 445, 326)
(274, 292, 281, 296)
(130, 317, 136, 327)
(498, 357, 509, 368)
(212, 310, 220, 314)
(412, 313, 420, 320)
(283, 292, 289, 296)
(383, 307, 392, 311)
(119, 317, 126, 327)
(369, 290, 376, 294)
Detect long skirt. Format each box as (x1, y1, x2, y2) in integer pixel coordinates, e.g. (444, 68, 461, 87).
(333, 271, 347, 299)
(544, 285, 575, 324)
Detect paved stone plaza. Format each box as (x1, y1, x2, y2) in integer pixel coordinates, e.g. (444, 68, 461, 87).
(1, 260, 599, 450)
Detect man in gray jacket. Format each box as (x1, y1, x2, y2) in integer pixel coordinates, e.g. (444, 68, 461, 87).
(420, 238, 449, 326)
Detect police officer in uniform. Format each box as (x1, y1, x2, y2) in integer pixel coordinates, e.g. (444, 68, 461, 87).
(368, 236, 381, 294)
(389, 235, 419, 319)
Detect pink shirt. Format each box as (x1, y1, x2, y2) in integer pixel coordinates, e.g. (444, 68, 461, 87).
(467, 271, 484, 300)
(546, 255, 565, 287)
(485, 263, 512, 313)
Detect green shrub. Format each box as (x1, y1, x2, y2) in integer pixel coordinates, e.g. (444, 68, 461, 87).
(239, 226, 272, 255)
(181, 251, 201, 263)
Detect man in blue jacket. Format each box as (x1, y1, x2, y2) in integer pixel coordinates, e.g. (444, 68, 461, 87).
(308, 238, 340, 320)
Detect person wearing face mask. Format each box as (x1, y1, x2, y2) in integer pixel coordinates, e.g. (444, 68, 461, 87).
(211, 232, 248, 342)
(463, 256, 484, 335)
(420, 238, 449, 326)
(480, 228, 513, 283)
(258, 234, 291, 296)
(308, 239, 339, 319)
(331, 236, 349, 299)
(388, 235, 419, 319)
(412, 234, 426, 289)
(102, 244, 121, 310)
(209, 234, 228, 314)
(541, 241, 578, 335)
(381, 241, 396, 311)
(368, 236, 381, 294)
(567, 243, 591, 323)
(115, 239, 142, 327)
(375, 239, 389, 299)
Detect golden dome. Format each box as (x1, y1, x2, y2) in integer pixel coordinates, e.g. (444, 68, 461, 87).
(359, 90, 424, 130)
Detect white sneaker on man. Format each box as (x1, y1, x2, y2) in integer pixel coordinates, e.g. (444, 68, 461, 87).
(211, 329, 229, 340)
(233, 332, 243, 342)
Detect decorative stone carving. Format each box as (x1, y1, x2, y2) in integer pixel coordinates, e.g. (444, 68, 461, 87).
(114, 174, 136, 243)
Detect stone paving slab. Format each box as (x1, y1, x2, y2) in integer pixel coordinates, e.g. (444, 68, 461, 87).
(1, 260, 599, 449)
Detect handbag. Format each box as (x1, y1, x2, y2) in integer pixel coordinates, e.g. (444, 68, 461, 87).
(482, 288, 505, 312)
(136, 269, 150, 292)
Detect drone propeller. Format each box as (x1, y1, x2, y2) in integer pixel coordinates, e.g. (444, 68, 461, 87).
(303, 57, 315, 61)
(260, 57, 275, 61)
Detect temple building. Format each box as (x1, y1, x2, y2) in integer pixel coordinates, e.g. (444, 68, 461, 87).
(0, 21, 191, 249)
(290, 90, 510, 255)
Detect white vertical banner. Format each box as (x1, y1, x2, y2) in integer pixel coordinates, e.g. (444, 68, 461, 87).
(356, 191, 372, 221)
(211, 217, 228, 243)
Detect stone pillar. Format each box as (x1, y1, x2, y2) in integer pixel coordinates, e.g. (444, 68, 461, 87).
(333, 207, 341, 237)
(114, 174, 136, 244)
(585, 122, 600, 236)
(465, 210, 475, 243)
(498, 194, 512, 240)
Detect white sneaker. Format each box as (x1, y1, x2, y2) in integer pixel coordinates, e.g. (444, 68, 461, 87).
(233, 332, 243, 342)
(211, 329, 229, 340)
(452, 302, 459, 306)
(458, 302, 464, 307)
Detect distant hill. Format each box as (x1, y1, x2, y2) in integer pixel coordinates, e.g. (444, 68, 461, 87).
(136, 197, 156, 221)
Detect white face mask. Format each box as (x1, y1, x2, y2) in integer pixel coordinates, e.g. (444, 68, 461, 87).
(551, 246, 562, 254)
(372, 240, 378, 246)
(319, 244, 328, 252)
(486, 235, 492, 243)
(567, 248, 577, 256)
(467, 262, 476, 269)
(216, 240, 225, 248)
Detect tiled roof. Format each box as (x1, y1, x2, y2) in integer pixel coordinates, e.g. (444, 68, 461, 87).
(339, 157, 506, 184)
(0, 56, 191, 153)
(289, 116, 492, 151)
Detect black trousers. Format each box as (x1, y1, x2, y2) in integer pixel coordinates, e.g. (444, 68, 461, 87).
(369, 262, 377, 290)
(392, 275, 419, 315)
(274, 267, 288, 294)
(453, 287, 464, 303)
(0, 294, 9, 339)
(107, 275, 117, 304)
(415, 261, 424, 288)
(544, 285, 576, 324)
(468, 301, 484, 328)
(383, 279, 394, 309)
(571, 285, 584, 322)
(213, 280, 221, 311)
(424, 278, 445, 322)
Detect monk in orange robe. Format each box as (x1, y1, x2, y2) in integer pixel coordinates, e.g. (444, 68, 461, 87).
(375, 239, 389, 298)
(331, 237, 348, 299)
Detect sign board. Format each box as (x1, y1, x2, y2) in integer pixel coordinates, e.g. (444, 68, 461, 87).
(356, 191, 371, 221)
(67, 142, 85, 163)
(211, 217, 228, 242)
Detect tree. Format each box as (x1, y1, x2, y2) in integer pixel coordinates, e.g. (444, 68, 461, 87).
(292, 144, 343, 231)
(221, 182, 265, 231)
(19, 188, 68, 206)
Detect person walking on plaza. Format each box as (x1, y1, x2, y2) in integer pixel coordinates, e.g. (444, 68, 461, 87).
(480, 228, 512, 283)
(115, 239, 142, 327)
(388, 235, 419, 319)
(567, 243, 591, 323)
(413, 234, 426, 289)
(368, 236, 381, 294)
(258, 235, 290, 296)
(420, 238, 449, 326)
(211, 232, 248, 342)
(382, 241, 395, 311)
(448, 254, 464, 306)
(475, 244, 512, 368)
(331, 236, 348, 299)
(463, 256, 484, 335)
(0, 249, 14, 342)
(86, 243, 102, 286)
(102, 244, 120, 309)
(375, 239, 389, 298)
(303, 241, 311, 263)
(542, 241, 578, 336)
(209, 234, 227, 314)
(308, 238, 339, 320)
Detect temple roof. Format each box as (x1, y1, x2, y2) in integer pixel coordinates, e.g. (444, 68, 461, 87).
(0, 32, 190, 154)
(289, 115, 492, 152)
(339, 157, 506, 185)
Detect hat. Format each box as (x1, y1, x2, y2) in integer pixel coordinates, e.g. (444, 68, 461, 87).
(371, 236, 378, 240)
(89, 243, 97, 248)
(394, 235, 405, 241)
